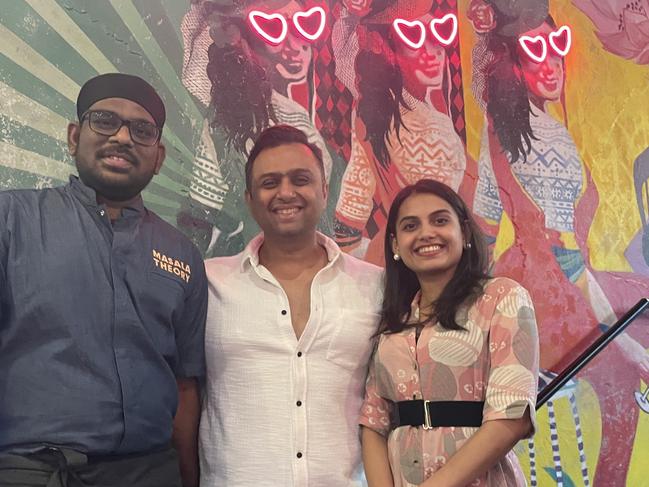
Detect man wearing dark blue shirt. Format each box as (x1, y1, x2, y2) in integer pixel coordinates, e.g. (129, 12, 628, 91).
(0, 73, 207, 487)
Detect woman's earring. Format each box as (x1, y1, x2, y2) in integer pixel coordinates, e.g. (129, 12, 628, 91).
(393, 253, 401, 261)
(464, 241, 472, 249)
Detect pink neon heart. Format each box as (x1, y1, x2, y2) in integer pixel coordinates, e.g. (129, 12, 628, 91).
(430, 13, 458, 46)
(519, 35, 547, 63)
(293, 6, 326, 41)
(549, 26, 571, 56)
(393, 19, 426, 49)
(248, 11, 288, 45)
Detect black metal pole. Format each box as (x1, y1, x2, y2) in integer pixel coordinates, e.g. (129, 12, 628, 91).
(536, 298, 649, 410)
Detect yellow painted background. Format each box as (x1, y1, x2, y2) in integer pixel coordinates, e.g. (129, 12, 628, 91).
(457, 1, 649, 484)
(458, 0, 649, 272)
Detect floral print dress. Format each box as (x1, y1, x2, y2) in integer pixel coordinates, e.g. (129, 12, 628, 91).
(360, 277, 539, 486)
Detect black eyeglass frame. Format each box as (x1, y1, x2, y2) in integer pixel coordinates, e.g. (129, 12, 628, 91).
(80, 110, 162, 146)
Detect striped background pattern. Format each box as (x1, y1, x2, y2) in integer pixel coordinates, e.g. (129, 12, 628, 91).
(0, 0, 201, 224)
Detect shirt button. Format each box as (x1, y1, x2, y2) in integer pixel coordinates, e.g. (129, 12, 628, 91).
(281, 310, 287, 315)
(297, 351, 302, 357)
(99, 209, 105, 217)
(296, 452, 303, 459)
(296, 400, 302, 407)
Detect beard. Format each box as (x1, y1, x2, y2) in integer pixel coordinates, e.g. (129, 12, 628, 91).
(76, 156, 154, 202)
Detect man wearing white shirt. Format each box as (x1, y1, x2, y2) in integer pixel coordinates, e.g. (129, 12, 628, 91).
(199, 125, 383, 486)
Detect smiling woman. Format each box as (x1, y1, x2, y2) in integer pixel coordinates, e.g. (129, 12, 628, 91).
(360, 179, 539, 487)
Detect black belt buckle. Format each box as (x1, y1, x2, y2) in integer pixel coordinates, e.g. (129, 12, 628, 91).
(395, 400, 484, 429)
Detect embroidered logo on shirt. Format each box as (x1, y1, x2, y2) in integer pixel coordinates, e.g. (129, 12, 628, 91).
(152, 249, 191, 283)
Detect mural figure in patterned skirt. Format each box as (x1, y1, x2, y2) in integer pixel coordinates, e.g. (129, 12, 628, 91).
(468, 0, 649, 483)
(179, 0, 334, 256)
(332, 0, 467, 266)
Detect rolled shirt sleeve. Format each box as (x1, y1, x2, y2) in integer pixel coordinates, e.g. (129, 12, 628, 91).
(173, 246, 208, 380)
(482, 282, 539, 436)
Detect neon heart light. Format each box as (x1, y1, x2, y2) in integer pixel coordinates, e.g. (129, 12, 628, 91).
(519, 26, 572, 62)
(549, 25, 571, 56)
(248, 11, 288, 45)
(293, 6, 326, 41)
(430, 13, 458, 46)
(392, 19, 426, 49)
(519, 35, 547, 63)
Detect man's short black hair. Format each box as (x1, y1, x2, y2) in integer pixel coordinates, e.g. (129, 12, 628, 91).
(245, 125, 325, 192)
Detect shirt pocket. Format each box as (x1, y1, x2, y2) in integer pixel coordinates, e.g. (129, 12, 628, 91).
(141, 270, 187, 352)
(147, 268, 186, 309)
(325, 309, 380, 372)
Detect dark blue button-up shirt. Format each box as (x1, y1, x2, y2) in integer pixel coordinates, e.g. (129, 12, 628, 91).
(0, 176, 207, 455)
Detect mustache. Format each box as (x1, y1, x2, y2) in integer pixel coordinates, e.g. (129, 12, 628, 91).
(97, 146, 138, 165)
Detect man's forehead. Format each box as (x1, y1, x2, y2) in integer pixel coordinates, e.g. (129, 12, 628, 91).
(252, 143, 321, 175)
(88, 97, 155, 122)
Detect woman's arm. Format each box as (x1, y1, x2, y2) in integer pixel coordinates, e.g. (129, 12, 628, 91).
(419, 409, 532, 487)
(361, 426, 394, 487)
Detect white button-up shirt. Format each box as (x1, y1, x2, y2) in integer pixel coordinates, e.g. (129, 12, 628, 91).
(199, 232, 383, 486)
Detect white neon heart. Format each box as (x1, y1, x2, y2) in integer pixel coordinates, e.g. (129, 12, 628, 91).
(549, 25, 572, 57)
(392, 19, 426, 49)
(293, 6, 326, 41)
(430, 13, 458, 46)
(519, 35, 548, 63)
(248, 10, 288, 45)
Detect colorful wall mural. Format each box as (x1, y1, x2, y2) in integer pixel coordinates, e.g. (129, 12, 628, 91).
(1, 0, 648, 485)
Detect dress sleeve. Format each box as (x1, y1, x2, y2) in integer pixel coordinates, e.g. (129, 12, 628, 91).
(482, 281, 539, 436)
(359, 346, 393, 437)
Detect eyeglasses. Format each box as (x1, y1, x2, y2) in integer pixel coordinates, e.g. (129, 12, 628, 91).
(81, 110, 161, 146)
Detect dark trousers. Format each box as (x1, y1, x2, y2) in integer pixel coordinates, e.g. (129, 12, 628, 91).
(0, 446, 182, 487)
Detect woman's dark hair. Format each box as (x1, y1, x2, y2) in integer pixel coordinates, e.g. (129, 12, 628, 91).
(206, 13, 276, 155)
(356, 24, 408, 169)
(381, 179, 490, 333)
(484, 6, 560, 163)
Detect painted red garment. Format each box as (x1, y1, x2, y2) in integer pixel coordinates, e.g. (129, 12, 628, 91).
(486, 122, 649, 485)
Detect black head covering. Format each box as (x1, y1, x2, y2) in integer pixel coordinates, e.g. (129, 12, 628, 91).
(76, 73, 166, 128)
(490, 0, 549, 37)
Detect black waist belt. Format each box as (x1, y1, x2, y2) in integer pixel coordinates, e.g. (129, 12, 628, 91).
(396, 400, 484, 429)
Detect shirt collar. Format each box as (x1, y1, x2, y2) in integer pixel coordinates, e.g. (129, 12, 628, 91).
(240, 231, 342, 272)
(68, 175, 145, 215)
(408, 290, 423, 324)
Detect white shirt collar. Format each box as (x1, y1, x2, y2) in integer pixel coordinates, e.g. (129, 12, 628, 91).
(240, 231, 342, 271)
